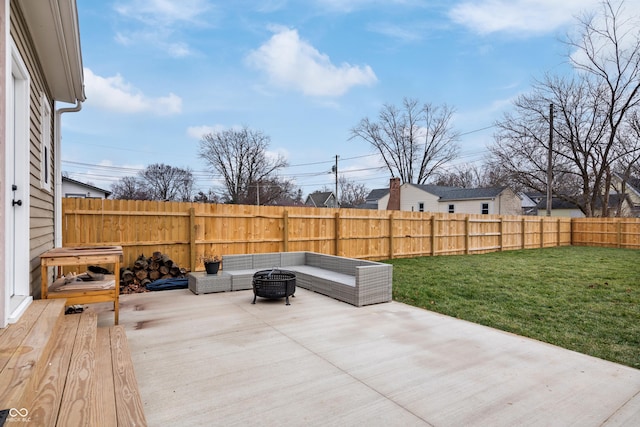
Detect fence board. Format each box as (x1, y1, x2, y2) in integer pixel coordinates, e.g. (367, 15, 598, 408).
(64, 199, 640, 273)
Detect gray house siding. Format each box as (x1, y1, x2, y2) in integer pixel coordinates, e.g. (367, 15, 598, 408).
(11, 2, 56, 298)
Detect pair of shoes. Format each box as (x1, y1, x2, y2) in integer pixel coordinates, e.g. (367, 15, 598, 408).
(88, 265, 110, 275)
(65, 305, 84, 315)
(77, 271, 105, 281)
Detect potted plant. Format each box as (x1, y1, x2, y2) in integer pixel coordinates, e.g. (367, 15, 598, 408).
(201, 255, 221, 275)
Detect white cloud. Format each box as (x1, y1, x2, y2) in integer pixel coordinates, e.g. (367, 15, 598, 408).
(115, 29, 193, 58)
(449, 0, 600, 35)
(114, 0, 211, 26)
(84, 68, 182, 115)
(315, 0, 420, 13)
(369, 23, 424, 42)
(113, 0, 214, 56)
(187, 125, 225, 139)
(246, 27, 377, 97)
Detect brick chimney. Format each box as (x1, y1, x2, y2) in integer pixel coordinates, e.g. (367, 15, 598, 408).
(386, 177, 401, 210)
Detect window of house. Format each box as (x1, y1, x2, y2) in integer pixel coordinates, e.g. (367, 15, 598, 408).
(448, 204, 455, 213)
(418, 202, 424, 212)
(40, 94, 52, 191)
(481, 203, 489, 215)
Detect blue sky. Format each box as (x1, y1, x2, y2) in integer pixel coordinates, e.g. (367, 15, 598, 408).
(63, 0, 613, 197)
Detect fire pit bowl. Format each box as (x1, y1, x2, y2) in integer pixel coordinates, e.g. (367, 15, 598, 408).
(251, 269, 296, 305)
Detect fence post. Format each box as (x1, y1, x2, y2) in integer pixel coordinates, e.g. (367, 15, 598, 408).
(189, 207, 196, 272)
(557, 218, 562, 246)
(389, 212, 395, 259)
(499, 217, 504, 251)
(283, 210, 289, 252)
(540, 218, 545, 248)
(334, 212, 340, 256)
(465, 216, 470, 254)
(522, 217, 526, 249)
(617, 219, 622, 248)
(431, 215, 437, 256)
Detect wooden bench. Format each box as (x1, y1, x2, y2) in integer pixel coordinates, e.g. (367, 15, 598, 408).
(40, 246, 122, 324)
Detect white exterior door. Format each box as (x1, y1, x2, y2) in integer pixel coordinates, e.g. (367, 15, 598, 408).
(5, 41, 31, 325)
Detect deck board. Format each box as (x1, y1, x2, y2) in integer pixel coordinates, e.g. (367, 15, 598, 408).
(56, 311, 97, 426)
(0, 299, 146, 426)
(0, 301, 48, 372)
(96, 327, 118, 426)
(111, 325, 147, 426)
(0, 299, 65, 410)
(29, 314, 81, 426)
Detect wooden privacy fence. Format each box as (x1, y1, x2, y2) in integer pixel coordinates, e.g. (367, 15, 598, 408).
(61, 198, 583, 272)
(572, 217, 640, 249)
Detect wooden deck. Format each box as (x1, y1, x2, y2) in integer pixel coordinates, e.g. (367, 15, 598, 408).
(0, 299, 146, 426)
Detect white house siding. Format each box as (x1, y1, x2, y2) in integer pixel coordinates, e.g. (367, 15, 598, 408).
(62, 180, 110, 198)
(400, 184, 440, 212)
(11, 2, 55, 297)
(441, 199, 492, 214)
(611, 175, 640, 214)
(376, 193, 389, 210)
(62, 180, 87, 197)
(490, 188, 522, 215)
(538, 209, 585, 218)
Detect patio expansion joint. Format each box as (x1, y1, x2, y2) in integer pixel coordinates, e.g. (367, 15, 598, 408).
(600, 387, 640, 425)
(241, 308, 436, 426)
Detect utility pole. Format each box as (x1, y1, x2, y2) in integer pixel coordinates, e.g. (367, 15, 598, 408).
(546, 103, 553, 217)
(333, 155, 339, 207)
(256, 181, 260, 206)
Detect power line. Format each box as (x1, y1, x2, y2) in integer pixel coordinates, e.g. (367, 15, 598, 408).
(63, 122, 496, 191)
(458, 124, 496, 137)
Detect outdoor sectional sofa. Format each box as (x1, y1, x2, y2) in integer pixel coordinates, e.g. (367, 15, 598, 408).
(218, 251, 393, 307)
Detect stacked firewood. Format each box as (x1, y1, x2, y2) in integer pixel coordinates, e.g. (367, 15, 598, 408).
(120, 251, 188, 293)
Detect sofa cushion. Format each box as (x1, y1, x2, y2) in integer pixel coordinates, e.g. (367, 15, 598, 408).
(289, 265, 355, 287)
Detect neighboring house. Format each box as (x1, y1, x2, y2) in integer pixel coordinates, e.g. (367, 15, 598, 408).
(532, 190, 634, 218)
(358, 188, 389, 210)
(62, 176, 111, 199)
(611, 173, 640, 217)
(519, 192, 538, 215)
(368, 179, 522, 215)
(1, 1, 85, 326)
(534, 197, 585, 218)
(305, 191, 338, 208)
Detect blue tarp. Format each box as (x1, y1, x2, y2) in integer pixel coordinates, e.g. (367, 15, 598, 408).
(146, 277, 188, 291)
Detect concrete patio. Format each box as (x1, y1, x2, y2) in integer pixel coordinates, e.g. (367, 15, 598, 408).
(94, 287, 640, 426)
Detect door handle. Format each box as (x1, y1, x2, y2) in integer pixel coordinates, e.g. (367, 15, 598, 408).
(12, 199, 22, 206)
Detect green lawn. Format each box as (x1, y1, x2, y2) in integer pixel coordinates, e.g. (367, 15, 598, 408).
(385, 246, 640, 369)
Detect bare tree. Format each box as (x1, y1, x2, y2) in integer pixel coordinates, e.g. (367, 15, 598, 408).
(566, 0, 640, 215)
(245, 176, 300, 206)
(199, 126, 290, 204)
(489, 0, 640, 216)
(110, 176, 150, 200)
(432, 163, 502, 188)
(337, 176, 369, 207)
(350, 97, 459, 184)
(193, 189, 221, 204)
(140, 163, 195, 202)
(110, 164, 194, 201)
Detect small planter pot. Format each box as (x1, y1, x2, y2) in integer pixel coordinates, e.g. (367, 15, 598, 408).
(204, 261, 220, 275)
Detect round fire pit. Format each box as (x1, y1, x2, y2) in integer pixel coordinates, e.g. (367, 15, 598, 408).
(251, 269, 296, 305)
